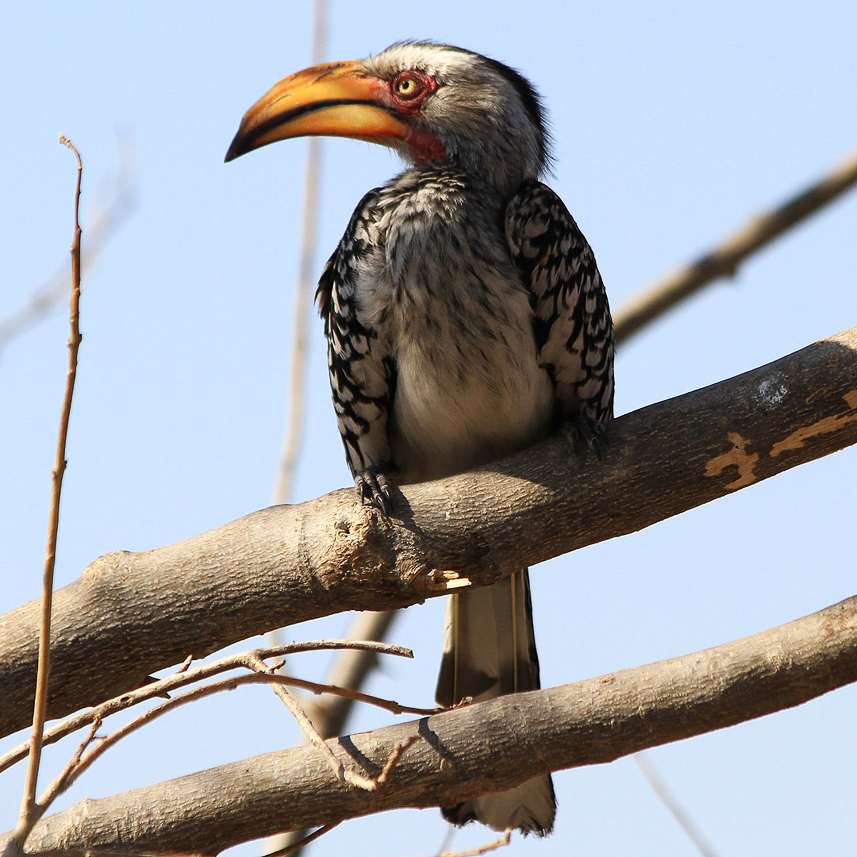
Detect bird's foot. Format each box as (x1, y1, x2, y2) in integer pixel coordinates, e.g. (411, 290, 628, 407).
(355, 466, 393, 516)
(563, 414, 609, 459)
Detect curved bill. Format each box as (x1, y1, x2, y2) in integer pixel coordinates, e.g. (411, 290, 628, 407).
(225, 61, 408, 162)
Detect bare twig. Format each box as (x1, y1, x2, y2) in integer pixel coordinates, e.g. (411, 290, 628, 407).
(27, 665, 422, 819)
(301, 610, 399, 732)
(1, 645, 428, 849)
(266, 613, 398, 856)
(634, 753, 719, 857)
(252, 652, 354, 785)
(37, 719, 103, 813)
(252, 654, 421, 791)
(0, 137, 135, 356)
(432, 831, 511, 857)
(270, 0, 329, 506)
(265, 6, 331, 848)
(434, 824, 456, 857)
(262, 824, 340, 857)
(0, 640, 417, 775)
(613, 145, 857, 343)
(32, 675, 270, 811)
(6, 137, 85, 857)
(373, 734, 421, 787)
(285, 674, 436, 718)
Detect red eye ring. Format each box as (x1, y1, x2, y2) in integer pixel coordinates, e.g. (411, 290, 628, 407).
(392, 71, 426, 100)
(389, 70, 437, 110)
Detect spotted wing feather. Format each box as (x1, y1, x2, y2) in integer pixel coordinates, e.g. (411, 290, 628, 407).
(505, 179, 614, 424)
(316, 190, 396, 480)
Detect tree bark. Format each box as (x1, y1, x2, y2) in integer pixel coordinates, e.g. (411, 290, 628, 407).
(3, 595, 855, 856)
(1, 326, 856, 739)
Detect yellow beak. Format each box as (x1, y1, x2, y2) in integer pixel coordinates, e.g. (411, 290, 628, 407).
(225, 61, 409, 162)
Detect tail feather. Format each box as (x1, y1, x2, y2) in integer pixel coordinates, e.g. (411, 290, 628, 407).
(436, 570, 556, 835)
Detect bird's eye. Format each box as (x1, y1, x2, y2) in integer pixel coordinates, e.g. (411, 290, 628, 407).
(392, 72, 426, 101)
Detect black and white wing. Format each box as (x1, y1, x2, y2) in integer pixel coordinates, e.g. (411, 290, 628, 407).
(316, 189, 397, 503)
(505, 179, 615, 424)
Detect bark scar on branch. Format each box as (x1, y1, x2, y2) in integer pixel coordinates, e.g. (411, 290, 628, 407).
(704, 432, 759, 489)
(770, 389, 857, 457)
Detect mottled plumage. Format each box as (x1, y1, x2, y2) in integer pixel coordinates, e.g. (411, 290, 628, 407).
(228, 40, 614, 836)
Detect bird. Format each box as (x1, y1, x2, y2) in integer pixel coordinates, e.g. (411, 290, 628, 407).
(226, 41, 614, 836)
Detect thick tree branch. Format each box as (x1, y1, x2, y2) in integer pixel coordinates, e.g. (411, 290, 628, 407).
(1, 325, 856, 739)
(4, 595, 855, 855)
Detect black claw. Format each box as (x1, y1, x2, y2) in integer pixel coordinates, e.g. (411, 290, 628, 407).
(564, 414, 609, 459)
(355, 466, 393, 516)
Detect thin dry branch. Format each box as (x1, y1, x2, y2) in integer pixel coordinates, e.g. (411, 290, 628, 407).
(253, 655, 363, 789)
(5, 595, 855, 855)
(254, 653, 423, 792)
(0, 641, 419, 775)
(301, 611, 399, 733)
(433, 831, 511, 857)
(35, 720, 102, 818)
(1, 324, 856, 740)
(6, 662, 427, 852)
(263, 824, 340, 857)
(613, 145, 857, 342)
(267, 612, 398, 855)
(6, 138, 85, 857)
(270, 0, 329, 506)
(22, 668, 424, 828)
(634, 753, 719, 857)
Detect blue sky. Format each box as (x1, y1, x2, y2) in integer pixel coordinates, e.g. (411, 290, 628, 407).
(1, 3, 855, 855)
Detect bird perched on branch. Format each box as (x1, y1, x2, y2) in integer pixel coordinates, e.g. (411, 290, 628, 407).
(226, 41, 614, 835)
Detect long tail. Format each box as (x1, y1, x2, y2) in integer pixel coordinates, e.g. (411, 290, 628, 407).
(436, 569, 556, 835)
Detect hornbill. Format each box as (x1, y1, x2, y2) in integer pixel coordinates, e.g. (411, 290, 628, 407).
(226, 41, 614, 835)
